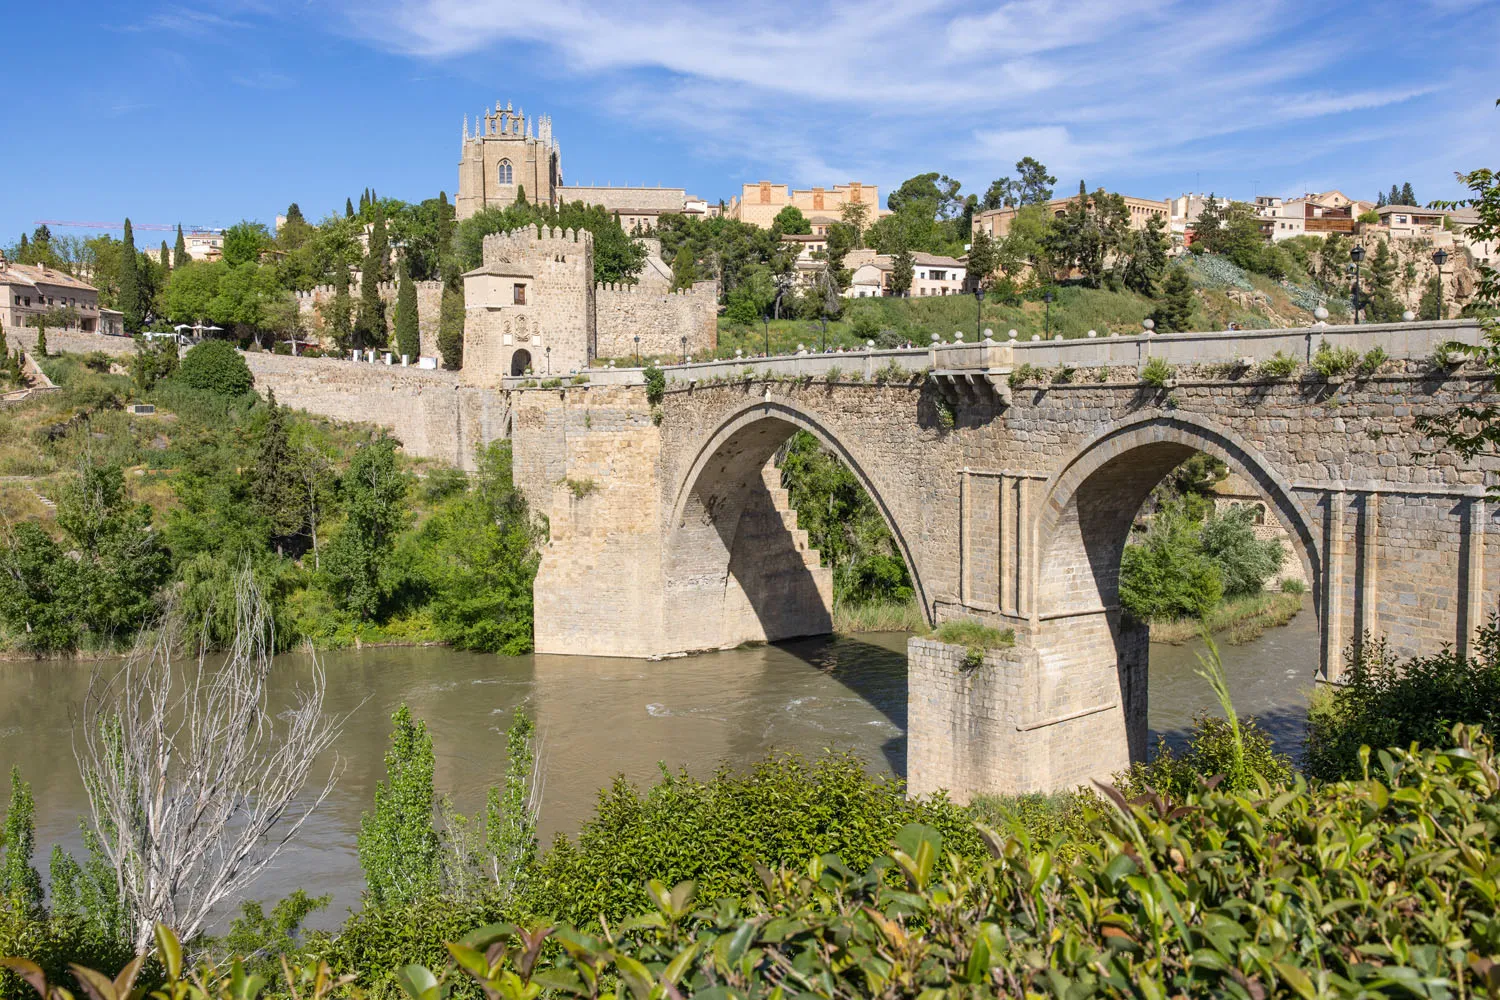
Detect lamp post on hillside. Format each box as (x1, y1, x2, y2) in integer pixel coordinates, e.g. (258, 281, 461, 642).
(1043, 288, 1054, 338)
(680, 335, 686, 364)
(973, 283, 984, 341)
(1432, 247, 1449, 319)
(1348, 243, 1366, 324)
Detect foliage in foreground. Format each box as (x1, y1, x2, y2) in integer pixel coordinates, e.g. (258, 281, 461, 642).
(1306, 619, 1500, 781)
(23, 728, 1500, 1000)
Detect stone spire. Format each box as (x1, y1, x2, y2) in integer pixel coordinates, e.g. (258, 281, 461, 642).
(462, 114, 469, 141)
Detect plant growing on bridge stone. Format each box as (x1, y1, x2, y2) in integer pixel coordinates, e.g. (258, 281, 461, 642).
(1310, 339, 1359, 378)
(1357, 345, 1389, 376)
(1140, 355, 1174, 388)
(642, 364, 665, 405)
(1257, 350, 1299, 378)
(824, 365, 842, 384)
(1007, 362, 1041, 388)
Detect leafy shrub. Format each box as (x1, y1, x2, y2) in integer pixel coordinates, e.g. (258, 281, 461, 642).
(1310, 339, 1359, 377)
(824, 365, 842, 384)
(1280, 576, 1307, 594)
(1198, 504, 1285, 596)
(1305, 620, 1500, 780)
(1357, 345, 1389, 375)
(519, 750, 981, 928)
(1257, 350, 1299, 378)
(1119, 502, 1223, 620)
(0, 902, 137, 1000)
(85, 729, 1500, 1000)
(538, 378, 562, 389)
(642, 364, 665, 405)
(175, 340, 253, 397)
(1119, 714, 1292, 800)
(1140, 355, 1174, 387)
(1007, 362, 1041, 388)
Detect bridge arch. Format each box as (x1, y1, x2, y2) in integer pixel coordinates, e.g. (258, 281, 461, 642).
(664, 398, 928, 651)
(1024, 412, 1323, 779)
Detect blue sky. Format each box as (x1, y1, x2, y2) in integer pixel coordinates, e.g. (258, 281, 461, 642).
(5, 0, 1498, 243)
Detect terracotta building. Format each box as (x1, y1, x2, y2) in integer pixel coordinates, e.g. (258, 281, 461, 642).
(0, 251, 123, 336)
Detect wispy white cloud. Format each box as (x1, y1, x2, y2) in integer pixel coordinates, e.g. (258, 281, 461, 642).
(332, 0, 1500, 201)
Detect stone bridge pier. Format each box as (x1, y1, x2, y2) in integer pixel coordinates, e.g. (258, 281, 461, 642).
(507, 321, 1500, 800)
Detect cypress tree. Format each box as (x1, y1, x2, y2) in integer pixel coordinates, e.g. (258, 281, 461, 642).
(437, 191, 454, 263)
(326, 258, 354, 349)
(355, 252, 386, 349)
(367, 202, 390, 282)
(394, 258, 419, 360)
(1153, 266, 1195, 332)
(118, 218, 144, 334)
(159, 240, 171, 272)
(346, 197, 355, 219)
(439, 253, 464, 371)
(174, 224, 188, 269)
(516, 185, 527, 206)
(1418, 275, 1443, 320)
(1364, 240, 1402, 322)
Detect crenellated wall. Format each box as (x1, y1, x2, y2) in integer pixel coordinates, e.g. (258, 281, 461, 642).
(294, 279, 443, 358)
(595, 278, 717, 361)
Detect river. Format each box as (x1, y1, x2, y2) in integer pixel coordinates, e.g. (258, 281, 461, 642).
(0, 596, 1317, 926)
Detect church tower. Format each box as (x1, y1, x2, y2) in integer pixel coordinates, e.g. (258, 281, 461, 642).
(456, 101, 563, 221)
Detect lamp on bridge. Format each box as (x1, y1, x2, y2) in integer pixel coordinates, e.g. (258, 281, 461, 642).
(680, 335, 687, 364)
(545, 345, 551, 374)
(1433, 247, 1449, 319)
(1348, 243, 1366, 325)
(1044, 288, 1054, 338)
(634, 334, 640, 366)
(973, 283, 984, 341)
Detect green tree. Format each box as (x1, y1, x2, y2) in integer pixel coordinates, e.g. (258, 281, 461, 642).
(177, 338, 253, 395)
(366, 202, 391, 283)
(158, 240, 171, 273)
(1364, 239, 1403, 322)
(1013, 156, 1056, 206)
(172, 224, 187, 271)
(0, 767, 43, 912)
(1153, 266, 1196, 332)
(252, 390, 308, 548)
(325, 437, 408, 619)
(771, 205, 811, 235)
(354, 254, 386, 350)
(1319, 232, 1351, 288)
(222, 221, 270, 268)
(118, 218, 144, 334)
(130, 335, 178, 391)
(966, 229, 998, 289)
(1191, 195, 1228, 253)
(357, 705, 440, 907)
(324, 258, 354, 350)
(393, 259, 419, 360)
(1120, 215, 1170, 295)
(890, 244, 915, 296)
(1199, 504, 1285, 596)
(1119, 501, 1223, 621)
(1400, 181, 1417, 206)
(345, 197, 355, 219)
(1045, 182, 1129, 289)
(670, 246, 697, 291)
(1418, 274, 1444, 320)
(439, 280, 464, 370)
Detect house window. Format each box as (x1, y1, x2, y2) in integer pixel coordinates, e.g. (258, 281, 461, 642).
(498, 159, 514, 185)
(513, 283, 526, 305)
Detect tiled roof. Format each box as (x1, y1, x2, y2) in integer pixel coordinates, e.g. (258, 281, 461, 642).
(1377, 204, 1445, 217)
(0, 262, 97, 293)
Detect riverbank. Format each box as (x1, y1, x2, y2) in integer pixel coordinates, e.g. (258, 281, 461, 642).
(832, 599, 926, 633)
(1149, 591, 1303, 646)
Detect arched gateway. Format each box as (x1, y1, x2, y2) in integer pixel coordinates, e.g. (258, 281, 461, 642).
(509, 321, 1498, 800)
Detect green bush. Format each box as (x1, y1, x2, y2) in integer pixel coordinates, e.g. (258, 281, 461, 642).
(518, 750, 981, 929)
(91, 728, 1500, 1000)
(174, 340, 253, 397)
(1140, 355, 1174, 387)
(1310, 339, 1359, 378)
(0, 902, 137, 1000)
(1198, 503, 1285, 596)
(1119, 502, 1223, 621)
(1119, 713, 1292, 799)
(1257, 350, 1298, 378)
(1305, 620, 1500, 780)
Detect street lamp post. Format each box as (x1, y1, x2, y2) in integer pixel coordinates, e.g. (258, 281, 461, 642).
(634, 334, 640, 366)
(1044, 288, 1054, 338)
(973, 283, 984, 340)
(1349, 244, 1366, 324)
(1432, 247, 1449, 319)
(545, 346, 550, 374)
(680, 335, 686, 364)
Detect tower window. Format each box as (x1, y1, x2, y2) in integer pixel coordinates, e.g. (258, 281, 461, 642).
(498, 159, 513, 185)
(513, 283, 526, 305)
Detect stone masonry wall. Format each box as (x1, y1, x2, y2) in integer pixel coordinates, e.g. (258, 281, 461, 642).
(295, 280, 443, 358)
(245, 353, 507, 470)
(595, 280, 717, 362)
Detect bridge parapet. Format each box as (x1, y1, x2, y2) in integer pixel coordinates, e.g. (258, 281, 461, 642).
(500, 319, 1482, 391)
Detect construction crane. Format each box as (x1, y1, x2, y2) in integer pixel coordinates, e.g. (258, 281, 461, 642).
(33, 219, 222, 233)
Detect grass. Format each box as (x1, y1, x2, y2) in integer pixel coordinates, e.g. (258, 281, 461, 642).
(924, 619, 1017, 669)
(1149, 591, 1303, 646)
(832, 598, 926, 634)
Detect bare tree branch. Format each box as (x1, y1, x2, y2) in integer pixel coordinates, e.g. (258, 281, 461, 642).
(75, 567, 348, 950)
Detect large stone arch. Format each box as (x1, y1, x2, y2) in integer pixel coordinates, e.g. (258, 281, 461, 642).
(663, 398, 927, 652)
(1020, 412, 1322, 787)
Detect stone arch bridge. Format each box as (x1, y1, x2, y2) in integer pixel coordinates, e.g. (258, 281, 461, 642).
(507, 320, 1499, 800)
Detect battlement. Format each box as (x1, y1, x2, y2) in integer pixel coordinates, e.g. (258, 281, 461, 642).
(481, 225, 594, 265)
(595, 279, 717, 299)
(295, 280, 442, 301)
(463, 99, 555, 148)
